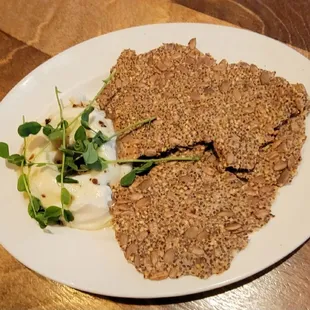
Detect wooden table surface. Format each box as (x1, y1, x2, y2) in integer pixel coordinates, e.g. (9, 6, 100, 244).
(0, 1, 310, 309)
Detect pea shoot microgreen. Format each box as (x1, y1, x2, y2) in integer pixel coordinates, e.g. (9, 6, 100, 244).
(118, 156, 200, 186)
(55, 86, 73, 220)
(0, 142, 9, 159)
(81, 106, 95, 129)
(16, 117, 63, 229)
(0, 72, 199, 229)
(106, 117, 156, 142)
(18, 121, 42, 137)
(74, 126, 86, 141)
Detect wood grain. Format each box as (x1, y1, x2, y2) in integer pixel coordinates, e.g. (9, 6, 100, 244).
(0, 31, 49, 100)
(0, 1, 310, 309)
(0, 0, 232, 56)
(175, 0, 310, 52)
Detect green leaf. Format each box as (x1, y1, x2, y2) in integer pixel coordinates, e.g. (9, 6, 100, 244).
(0, 142, 9, 158)
(63, 177, 78, 184)
(74, 126, 87, 141)
(87, 157, 108, 171)
(61, 187, 71, 206)
(81, 106, 94, 129)
(35, 213, 47, 229)
(28, 196, 42, 218)
(83, 142, 98, 164)
(44, 206, 62, 219)
(120, 171, 136, 187)
(99, 157, 108, 169)
(134, 161, 154, 175)
(17, 174, 28, 192)
(59, 147, 75, 156)
(65, 157, 79, 171)
(48, 129, 63, 141)
(60, 120, 69, 129)
(74, 140, 86, 152)
(31, 196, 41, 212)
(44, 120, 67, 140)
(63, 209, 74, 222)
(18, 121, 42, 137)
(43, 124, 54, 136)
(86, 161, 100, 171)
(7, 154, 25, 166)
(28, 203, 35, 219)
(47, 217, 61, 225)
(56, 175, 78, 184)
(92, 130, 109, 147)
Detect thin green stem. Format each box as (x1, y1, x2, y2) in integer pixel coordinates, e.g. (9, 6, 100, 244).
(75, 154, 83, 161)
(106, 117, 156, 141)
(105, 156, 200, 164)
(22, 168, 36, 216)
(61, 153, 66, 186)
(55, 87, 66, 214)
(61, 149, 83, 155)
(55, 87, 64, 121)
(91, 71, 115, 105)
(21, 116, 36, 217)
(67, 72, 115, 129)
(28, 162, 61, 167)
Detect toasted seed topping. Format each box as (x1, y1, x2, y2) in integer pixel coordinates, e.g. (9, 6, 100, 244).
(137, 178, 153, 191)
(184, 227, 200, 239)
(149, 271, 169, 281)
(107, 40, 308, 280)
(135, 197, 151, 208)
(277, 169, 290, 186)
(218, 211, 234, 217)
(225, 223, 241, 231)
(260, 71, 272, 84)
(129, 193, 144, 201)
(233, 88, 242, 101)
(163, 248, 175, 264)
(99, 42, 308, 170)
(191, 247, 205, 255)
(137, 231, 148, 242)
(188, 38, 197, 50)
(274, 160, 288, 171)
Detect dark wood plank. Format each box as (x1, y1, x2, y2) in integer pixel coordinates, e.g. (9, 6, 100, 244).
(0, 30, 49, 100)
(174, 0, 310, 52)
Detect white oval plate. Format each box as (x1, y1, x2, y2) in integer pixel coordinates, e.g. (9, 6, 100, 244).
(0, 23, 310, 299)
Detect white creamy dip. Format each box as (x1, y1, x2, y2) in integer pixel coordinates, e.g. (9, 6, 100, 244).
(26, 104, 130, 230)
